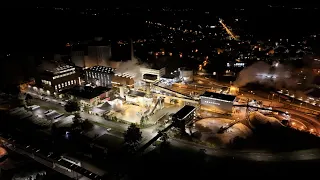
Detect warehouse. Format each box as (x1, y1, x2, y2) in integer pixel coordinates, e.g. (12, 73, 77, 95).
(200, 91, 236, 114)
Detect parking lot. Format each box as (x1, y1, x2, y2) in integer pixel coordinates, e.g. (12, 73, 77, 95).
(26, 90, 67, 107)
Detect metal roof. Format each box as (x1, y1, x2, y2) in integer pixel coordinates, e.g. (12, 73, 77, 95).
(200, 91, 236, 102)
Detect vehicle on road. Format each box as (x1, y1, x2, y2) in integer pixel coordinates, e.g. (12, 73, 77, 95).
(44, 110, 53, 114)
(54, 114, 64, 119)
(28, 105, 40, 110)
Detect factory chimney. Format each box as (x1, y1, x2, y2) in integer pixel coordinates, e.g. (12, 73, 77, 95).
(119, 86, 125, 98)
(145, 82, 151, 97)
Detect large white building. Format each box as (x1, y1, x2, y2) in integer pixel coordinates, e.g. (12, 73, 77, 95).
(140, 67, 166, 81)
(200, 91, 236, 114)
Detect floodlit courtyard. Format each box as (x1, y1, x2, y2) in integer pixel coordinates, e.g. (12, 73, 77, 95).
(109, 104, 147, 124)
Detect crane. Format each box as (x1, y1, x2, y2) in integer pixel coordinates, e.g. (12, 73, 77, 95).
(219, 18, 240, 41)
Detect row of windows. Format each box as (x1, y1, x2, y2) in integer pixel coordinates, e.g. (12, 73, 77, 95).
(53, 71, 76, 80)
(86, 71, 111, 79)
(203, 100, 221, 106)
(42, 80, 51, 86)
(54, 80, 76, 90)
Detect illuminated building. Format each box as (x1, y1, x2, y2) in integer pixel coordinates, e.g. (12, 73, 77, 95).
(112, 73, 134, 86)
(19, 78, 36, 93)
(40, 64, 80, 92)
(200, 91, 236, 114)
(172, 105, 196, 122)
(125, 90, 153, 107)
(140, 67, 166, 80)
(172, 105, 196, 130)
(64, 86, 111, 107)
(85, 66, 113, 87)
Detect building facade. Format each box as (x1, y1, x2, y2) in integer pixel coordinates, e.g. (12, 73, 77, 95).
(140, 67, 166, 80)
(200, 91, 235, 114)
(40, 65, 80, 92)
(85, 66, 113, 87)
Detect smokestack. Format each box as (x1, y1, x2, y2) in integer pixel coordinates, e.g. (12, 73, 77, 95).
(119, 86, 125, 98)
(145, 82, 151, 97)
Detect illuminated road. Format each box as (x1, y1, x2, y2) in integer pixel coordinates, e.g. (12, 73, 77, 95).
(278, 108, 320, 134)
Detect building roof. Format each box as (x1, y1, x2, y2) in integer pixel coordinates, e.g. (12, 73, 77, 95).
(173, 105, 196, 121)
(200, 91, 236, 102)
(43, 63, 75, 75)
(63, 86, 110, 100)
(161, 74, 176, 79)
(87, 66, 114, 73)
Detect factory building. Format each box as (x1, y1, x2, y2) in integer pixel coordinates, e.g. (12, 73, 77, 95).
(112, 73, 134, 86)
(200, 91, 236, 114)
(172, 105, 196, 122)
(140, 67, 166, 81)
(64, 86, 111, 107)
(178, 67, 193, 82)
(40, 64, 81, 92)
(85, 66, 113, 88)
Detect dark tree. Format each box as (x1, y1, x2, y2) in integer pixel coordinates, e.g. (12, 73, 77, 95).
(25, 94, 33, 105)
(3, 84, 20, 96)
(64, 100, 80, 113)
(123, 123, 142, 147)
(160, 132, 169, 143)
(81, 119, 93, 131)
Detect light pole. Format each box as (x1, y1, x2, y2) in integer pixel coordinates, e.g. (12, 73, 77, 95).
(270, 93, 275, 106)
